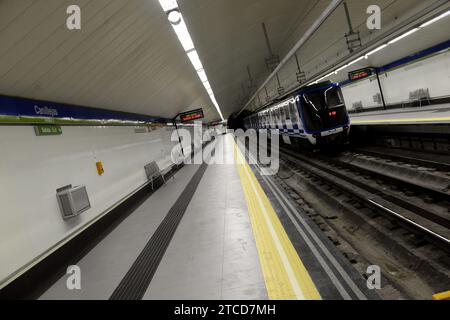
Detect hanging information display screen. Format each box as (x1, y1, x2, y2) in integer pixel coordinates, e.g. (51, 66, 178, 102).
(348, 67, 374, 81)
(179, 108, 204, 123)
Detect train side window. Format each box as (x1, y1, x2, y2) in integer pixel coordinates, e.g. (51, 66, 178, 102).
(274, 108, 280, 123)
(284, 104, 291, 120)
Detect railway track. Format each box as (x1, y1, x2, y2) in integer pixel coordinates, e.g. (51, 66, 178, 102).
(278, 146, 450, 252)
(349, 146, 450, 174)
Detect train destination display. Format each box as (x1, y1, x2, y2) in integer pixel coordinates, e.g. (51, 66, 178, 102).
(348, 67, 374, 81)
(179, 108, 204, 123)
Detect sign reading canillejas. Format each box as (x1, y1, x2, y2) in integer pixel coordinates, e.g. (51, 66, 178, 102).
(0, 95, 169, 125)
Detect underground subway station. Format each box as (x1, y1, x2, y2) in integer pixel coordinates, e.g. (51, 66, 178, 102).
(0, 0, 449, 316)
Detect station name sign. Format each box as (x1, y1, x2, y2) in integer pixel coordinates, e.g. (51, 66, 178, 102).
(348, 67, 375, 81)
(179, 108, 204, 123)
(34, 125, 63, 136)
(0, 95, 169, 125)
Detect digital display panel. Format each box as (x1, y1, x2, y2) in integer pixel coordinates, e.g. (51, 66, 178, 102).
(179, 108, 204, 123)
(348, 68, 374, 81)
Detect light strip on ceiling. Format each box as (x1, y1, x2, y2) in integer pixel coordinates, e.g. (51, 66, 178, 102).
(366, 44, 388, 56)
(306, 9, 450, 86)
(197, 69, 208, 83)
(158, 0, 224, 121)
(187, 50, 203, 71)
(202, 80, 210, 89)
(346, 56, 365, 67)
(159, 0, 178, 12)
(388, 28, 419, 44)
(419, 10, 450, 28)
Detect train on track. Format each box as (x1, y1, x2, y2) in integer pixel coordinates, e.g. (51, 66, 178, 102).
(243, 82, 351, 146)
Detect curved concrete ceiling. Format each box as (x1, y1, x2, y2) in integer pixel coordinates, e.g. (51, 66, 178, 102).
(0, 0, 448, 122)
(0, 0, 219, 121)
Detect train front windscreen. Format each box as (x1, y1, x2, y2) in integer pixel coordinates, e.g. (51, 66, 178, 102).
(300, 86, 349, 133)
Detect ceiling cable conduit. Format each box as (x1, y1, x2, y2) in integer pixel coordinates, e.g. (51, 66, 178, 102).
(237, 0, 343, 116)
(303, 1, 450, 87)
(239, 0, 449, 115)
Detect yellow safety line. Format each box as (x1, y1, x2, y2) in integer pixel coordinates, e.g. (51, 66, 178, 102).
(230, 135, 321, 300)
(352, 116, 450, 124)
(432, 290, 450, 300)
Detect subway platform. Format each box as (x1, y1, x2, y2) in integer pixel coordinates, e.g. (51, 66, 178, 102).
(350, 103, 450, 125)
(36, 134, 377, 300)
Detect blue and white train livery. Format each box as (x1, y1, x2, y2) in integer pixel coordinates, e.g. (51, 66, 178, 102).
(243, 82, 350, 146)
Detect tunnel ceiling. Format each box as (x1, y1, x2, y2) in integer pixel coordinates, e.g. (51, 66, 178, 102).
(0, 0, 447, 122)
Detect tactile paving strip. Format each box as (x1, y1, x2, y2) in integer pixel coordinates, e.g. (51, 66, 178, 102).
(110, 163, 208, 300)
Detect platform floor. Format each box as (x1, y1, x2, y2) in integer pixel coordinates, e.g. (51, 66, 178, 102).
(40, 134, 377, 300)
(350, 103, 450, 125)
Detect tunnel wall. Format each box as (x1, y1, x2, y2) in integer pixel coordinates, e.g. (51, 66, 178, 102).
(0, 124, 195, 287)
(341, 48, 450, 111)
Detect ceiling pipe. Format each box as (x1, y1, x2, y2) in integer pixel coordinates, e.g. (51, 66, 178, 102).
(246, 0, 449, 115)
(262, 22, 275, 57)
(237, 0, 343, 116)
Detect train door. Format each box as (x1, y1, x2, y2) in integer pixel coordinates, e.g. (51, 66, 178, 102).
(279, 105, 286, 132)
(263, 111, 268, 129)
(294, 95, 305, 132)
(279, 107, 284, 130)
(269, 108, 275, 129)
(283, 103, 293, 133)
(272, 107, 279, 130)
(288, 99, 301, 133)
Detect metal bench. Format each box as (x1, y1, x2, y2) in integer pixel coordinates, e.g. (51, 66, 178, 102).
(352, 101, 363, 112)
(403, 88, 431, 108)
(145, 161, 167, 190)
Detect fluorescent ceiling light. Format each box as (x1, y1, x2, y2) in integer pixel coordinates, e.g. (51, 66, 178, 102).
(187, 50, 203, 71)
(159, 0, 224, 121)
(203, 81, 211, 91)
(420, 10, 450, 28)
(388, 28, 419, 44)
(197, 69, 208, 82)
(335, 64, 349, 73)
(347, 56, 365, 66)
(303, 10, 450, 95)
(172, 18, 194, 52)
(367, 44, 388, 56)
(209, 94, 224, 119)
(159, 0, 178, 12)
(211, 96, 220, 108)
